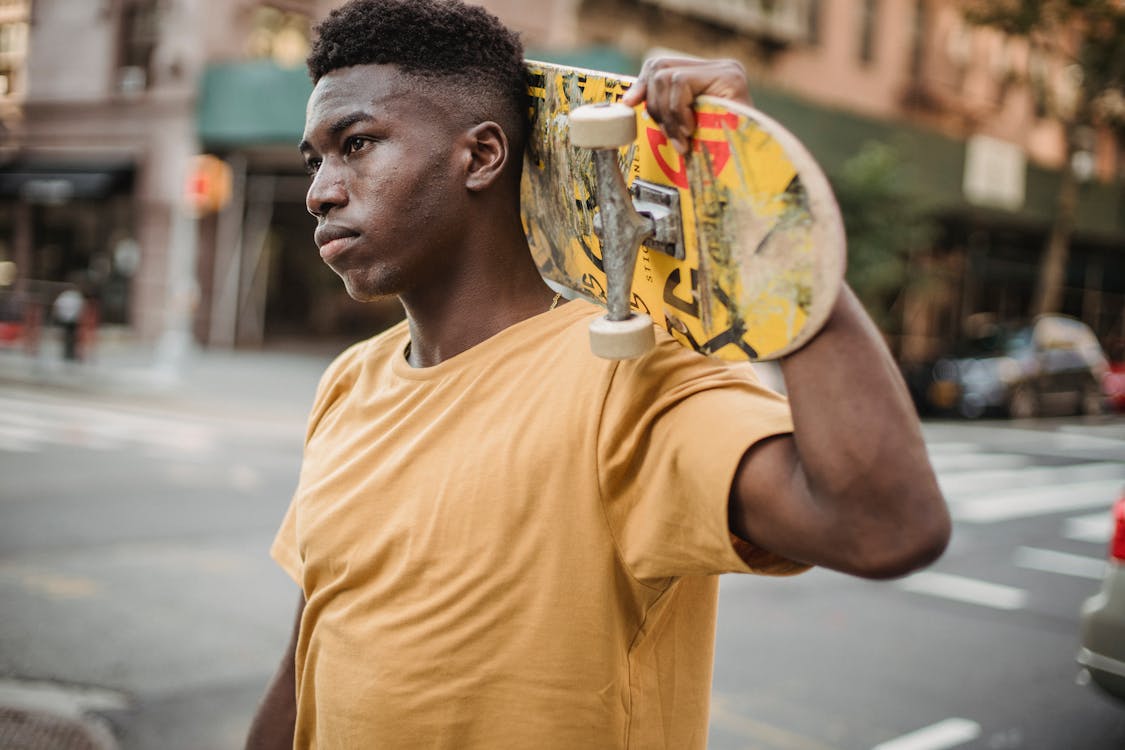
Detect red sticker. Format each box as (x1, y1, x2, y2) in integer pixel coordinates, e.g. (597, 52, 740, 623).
(646, 111, 739, 188)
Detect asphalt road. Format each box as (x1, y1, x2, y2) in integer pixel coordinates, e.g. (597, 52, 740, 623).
(0, 374, 1123, 750)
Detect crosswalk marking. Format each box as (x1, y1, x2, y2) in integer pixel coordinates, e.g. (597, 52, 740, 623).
(0, 392, 215, 456)
(1012, 547, 1107, 580)
(925, 442, 983, 455)
(910, 439, 1121, 612)
(1064, 512, 1114, 544)
(927, 451, 1030, 474)
(950, 478, 1121, 523)
(897, 571, 1028, 610)
(872, 718, 982, 750)
(938, 461, 1125, 500)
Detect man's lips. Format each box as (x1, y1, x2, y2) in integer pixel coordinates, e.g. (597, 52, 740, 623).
(314, 225, 359, 262)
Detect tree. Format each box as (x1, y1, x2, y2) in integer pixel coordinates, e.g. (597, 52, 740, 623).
(960, 0, 1125, 316)
(832, 141, 939, 339)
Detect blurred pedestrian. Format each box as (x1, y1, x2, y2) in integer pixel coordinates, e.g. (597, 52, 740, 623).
(52, 287, 84, 362)
(246, 1, 951, 748)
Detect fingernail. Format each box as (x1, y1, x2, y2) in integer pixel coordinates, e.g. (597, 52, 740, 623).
(673, 138, 688, 155)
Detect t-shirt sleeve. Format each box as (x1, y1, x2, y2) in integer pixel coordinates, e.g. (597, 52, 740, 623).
(270, 494, 302, 585)
(267, 338, 371, 589)
(597, 333, 810, 582)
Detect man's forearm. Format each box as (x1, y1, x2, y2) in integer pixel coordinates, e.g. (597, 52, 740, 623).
(246, 594, 302, 749)
(779, 284, 950, 576)
(245, 657, 296, 750)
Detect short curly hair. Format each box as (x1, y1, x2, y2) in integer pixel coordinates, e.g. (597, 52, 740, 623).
(308, 0, 527, 147)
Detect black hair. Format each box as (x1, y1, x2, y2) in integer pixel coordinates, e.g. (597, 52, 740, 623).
(308, 0, 527, 147)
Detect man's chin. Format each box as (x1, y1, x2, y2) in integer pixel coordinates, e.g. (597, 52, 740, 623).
(340, 273, 400, 303)
(347, 290, 396, 303)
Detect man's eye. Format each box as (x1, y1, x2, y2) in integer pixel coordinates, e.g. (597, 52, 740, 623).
(304, 159, 321, 176)
(345, 136, 370, 154)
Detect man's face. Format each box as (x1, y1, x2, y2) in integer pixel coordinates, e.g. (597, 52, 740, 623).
(300, 64, 468, 301)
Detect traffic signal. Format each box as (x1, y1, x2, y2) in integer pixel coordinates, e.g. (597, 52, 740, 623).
(185, 154, 233, 216)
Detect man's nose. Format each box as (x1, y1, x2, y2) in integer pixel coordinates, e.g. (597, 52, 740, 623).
(307, 162, 347, 217)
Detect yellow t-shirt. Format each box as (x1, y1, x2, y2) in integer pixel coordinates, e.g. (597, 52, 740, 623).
(271, 299, 806, 749)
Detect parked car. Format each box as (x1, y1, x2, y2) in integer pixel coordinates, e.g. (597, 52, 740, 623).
(1078, 489, 1125, 704)
(1102, 338, 1125, 413)
(909, 315, 1108, 419)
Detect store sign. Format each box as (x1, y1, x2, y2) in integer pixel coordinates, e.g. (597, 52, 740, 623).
(638, 0, 814, 42)
(20, 178, 75, 205)
(963, 135, 1026, 211)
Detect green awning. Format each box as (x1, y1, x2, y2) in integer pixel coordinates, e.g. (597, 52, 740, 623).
(525, 46, 641, 76)
(197, 61, 312, 147)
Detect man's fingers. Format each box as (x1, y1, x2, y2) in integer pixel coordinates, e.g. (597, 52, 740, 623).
(661, 72, 696, 154)
(622, 57, 751, 154)
(620, 77, 646, 107)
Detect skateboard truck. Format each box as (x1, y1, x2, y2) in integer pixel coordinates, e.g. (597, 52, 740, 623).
(570, 102, 657, 360)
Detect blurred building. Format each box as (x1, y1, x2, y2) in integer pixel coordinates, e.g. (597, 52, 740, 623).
(1, 0, 1122, 361)
(0, 0, 391, 351)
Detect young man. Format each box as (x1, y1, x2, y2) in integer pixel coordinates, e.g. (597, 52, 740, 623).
(246, 1, 951, 747)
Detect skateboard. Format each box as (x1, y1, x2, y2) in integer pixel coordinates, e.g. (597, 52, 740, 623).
(521, 60, 845, 362)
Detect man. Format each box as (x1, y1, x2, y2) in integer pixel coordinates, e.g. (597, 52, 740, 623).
(247, 1, 951, 748)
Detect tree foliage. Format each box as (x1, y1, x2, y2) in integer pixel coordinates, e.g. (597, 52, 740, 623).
(960, 0, 1124, 316)
(832, 142, 938, 333)
(961, 0, 1125, 131)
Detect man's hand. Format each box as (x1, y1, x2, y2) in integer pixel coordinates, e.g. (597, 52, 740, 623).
(621, 57, 752, 155)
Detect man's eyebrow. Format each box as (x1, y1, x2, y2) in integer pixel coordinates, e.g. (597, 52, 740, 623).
(298, 111, 376, 153)
(329, 111, 376, 136)
(299, 109, 378, 152)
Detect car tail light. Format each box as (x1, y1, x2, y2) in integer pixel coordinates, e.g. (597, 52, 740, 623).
(1112, 492, 1125, 562)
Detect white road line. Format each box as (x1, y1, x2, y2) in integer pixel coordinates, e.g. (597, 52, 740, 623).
(1065, 512, 1114, 544)
(0, 394, 216, 454)
(872, 718, 981, 750)
(934, 425, 1124, 453)
(0, 423, 44, 443)
(926, 442, 983, 456)
(0, 434, 37, 452)
(939, 462, 1125, 501)
(1013, 547, 1107, 580)
(951, 479, 1120, 523)
(927, 452, 1030, 474)
(897, 572, 1028, 610)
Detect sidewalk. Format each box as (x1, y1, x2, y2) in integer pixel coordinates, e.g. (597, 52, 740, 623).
(0, 679, 127, 750)
(0, 328, 342, 421)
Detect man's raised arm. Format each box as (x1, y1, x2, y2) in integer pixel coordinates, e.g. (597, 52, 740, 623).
(623, 58, 951, 579)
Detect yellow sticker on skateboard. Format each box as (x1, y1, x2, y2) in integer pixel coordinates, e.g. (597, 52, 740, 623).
(522, 60, 845, 362)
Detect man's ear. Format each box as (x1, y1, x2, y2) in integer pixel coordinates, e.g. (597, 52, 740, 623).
(463, 121, 509, 192)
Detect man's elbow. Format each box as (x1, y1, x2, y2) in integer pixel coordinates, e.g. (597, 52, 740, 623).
(850, 493, 952, 580)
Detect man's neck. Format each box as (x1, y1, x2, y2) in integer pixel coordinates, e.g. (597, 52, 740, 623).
(400, 238, 561, 368)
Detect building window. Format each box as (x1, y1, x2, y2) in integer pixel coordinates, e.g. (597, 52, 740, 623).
(0, 0, 27, 99)
(0, 19, 27, 96)
(118, 0, 160, 93)
(909, 0, 927, 79)
(806, 0, 822, 46)
(246, 6, 310, 68)
(858, 0, 879, 65)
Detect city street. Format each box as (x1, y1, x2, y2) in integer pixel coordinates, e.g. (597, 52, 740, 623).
(1, 367, 1123, 750)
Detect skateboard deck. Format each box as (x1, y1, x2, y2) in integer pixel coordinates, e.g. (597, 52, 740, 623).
(522, 60, 845, 362)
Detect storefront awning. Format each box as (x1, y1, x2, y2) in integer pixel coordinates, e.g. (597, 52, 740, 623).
(0, 161, 134, 201)
(197, 61, 313, 148)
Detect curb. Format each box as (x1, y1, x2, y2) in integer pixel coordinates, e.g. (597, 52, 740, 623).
(0, 679, 128, 750)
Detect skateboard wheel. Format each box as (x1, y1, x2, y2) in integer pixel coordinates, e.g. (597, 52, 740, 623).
(570, 103, 637, 149)
(589, 314, 655, 360)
